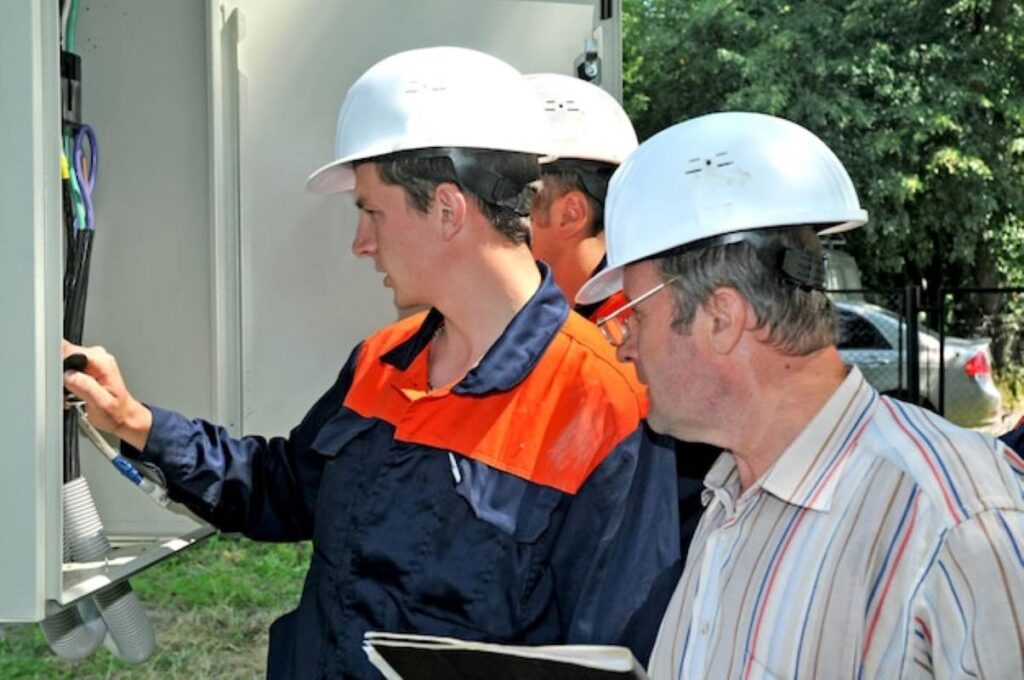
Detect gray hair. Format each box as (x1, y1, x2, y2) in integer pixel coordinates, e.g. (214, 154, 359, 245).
(655, 226, 837, 355)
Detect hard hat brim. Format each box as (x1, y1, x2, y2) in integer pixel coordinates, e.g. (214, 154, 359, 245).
(576, 264, 624, 305)
(306, 159, 356, 194)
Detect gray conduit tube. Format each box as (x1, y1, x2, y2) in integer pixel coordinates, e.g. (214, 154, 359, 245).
(39, 599, 106, 661)
(93, 580, 155, 664)
(39, 477, 155, 664)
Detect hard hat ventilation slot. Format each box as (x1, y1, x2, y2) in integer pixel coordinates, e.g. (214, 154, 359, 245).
(403, 81, 448, 95)
(544, 98, 581, 113)
(684, 157, 709, 175)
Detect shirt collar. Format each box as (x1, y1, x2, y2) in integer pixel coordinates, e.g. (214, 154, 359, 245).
(379, 261, 569, 395)
(703, 367, 878, 513)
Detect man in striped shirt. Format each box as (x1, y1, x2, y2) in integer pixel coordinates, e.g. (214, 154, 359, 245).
(577, 112, 1024, 678)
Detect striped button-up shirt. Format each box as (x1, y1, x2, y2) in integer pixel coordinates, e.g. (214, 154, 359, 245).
(649, 367, 1024, 679)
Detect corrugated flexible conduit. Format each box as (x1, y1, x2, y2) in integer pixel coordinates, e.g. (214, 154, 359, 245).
(39, 477, 155, 663)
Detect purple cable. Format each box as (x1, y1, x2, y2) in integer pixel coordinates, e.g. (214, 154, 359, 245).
(74, 125, 98, 230)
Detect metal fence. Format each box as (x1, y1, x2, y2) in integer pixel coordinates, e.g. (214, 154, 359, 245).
(828, 286, 1024, 430)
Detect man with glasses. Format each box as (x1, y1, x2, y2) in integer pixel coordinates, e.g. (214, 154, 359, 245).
(580, 111, 1024, 678)
(526, 75, 718, 665)
(528, 75, 720, 663)
(595, 276, 677, 346)
(63, 47, 680, 678)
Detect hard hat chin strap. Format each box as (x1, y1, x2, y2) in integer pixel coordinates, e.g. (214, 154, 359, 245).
(445, 148, 537, 217)
(395, 147, 539, 217)
(777, 245, 828, 291)
(541, 159, 616, 205)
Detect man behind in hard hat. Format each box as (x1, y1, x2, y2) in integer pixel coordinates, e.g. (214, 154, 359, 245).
(63, 47, 680, 678)
(527, 73, 718, 662)
(526, 73, 637, 319)
(577, 112, 1024, 678)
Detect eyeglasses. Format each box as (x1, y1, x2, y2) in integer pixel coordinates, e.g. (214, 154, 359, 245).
(596, 277, 678, 347)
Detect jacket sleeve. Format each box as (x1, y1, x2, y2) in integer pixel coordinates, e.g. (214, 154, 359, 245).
(999, 421, 1024, 456)
(121, 344, 363, 541)
(552, 423, 682, 661)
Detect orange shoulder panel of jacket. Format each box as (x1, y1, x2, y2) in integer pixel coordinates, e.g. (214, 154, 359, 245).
(342, 310, 646, 494)
(566, 307, 649, 415)
(586, 290, 629, 324)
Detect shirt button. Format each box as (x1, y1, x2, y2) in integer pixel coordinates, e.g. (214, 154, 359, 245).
(699, 621, 710, 635)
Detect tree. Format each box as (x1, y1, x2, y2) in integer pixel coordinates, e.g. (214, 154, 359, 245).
(622, 0, 1024, 298)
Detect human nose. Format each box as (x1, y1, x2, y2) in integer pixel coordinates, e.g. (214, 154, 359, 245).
(351, 215, 377, 257)
(615, 323, 638, 364)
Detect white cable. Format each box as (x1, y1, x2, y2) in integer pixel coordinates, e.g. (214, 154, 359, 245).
(61, 0, 72, 49)
(73, 405, 169, 508)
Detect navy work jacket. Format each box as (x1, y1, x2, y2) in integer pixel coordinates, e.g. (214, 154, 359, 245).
(124, 268, 680, 678)
(1001, 422, 1024, 455)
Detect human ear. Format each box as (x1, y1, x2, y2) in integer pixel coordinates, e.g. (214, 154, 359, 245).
(703, 287, 748, 354)
(435, 183, 467, 241)
(558, 190, 592, 240)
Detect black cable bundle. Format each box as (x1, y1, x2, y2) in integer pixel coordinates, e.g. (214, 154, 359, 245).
(63, 217, 94, 482)
(64, 227, 94, 343)
(60, 0, 100, 481)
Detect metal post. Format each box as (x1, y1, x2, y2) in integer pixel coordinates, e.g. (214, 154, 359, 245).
(938, 288, 947, 415)
(906, 286, 921, 406)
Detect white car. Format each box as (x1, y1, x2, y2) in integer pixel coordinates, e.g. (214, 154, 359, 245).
(835, 300, 1002, 428)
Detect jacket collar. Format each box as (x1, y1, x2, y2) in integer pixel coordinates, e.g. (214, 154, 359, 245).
(379, 262, 569, 395)
(572, 255, 609, 320)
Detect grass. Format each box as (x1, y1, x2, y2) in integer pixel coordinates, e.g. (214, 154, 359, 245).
(0, 535, 311, 679)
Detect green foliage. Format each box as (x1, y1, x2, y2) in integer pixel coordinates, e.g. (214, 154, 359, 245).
(0, 535, 311, 679)
(996, 363, 1024, 411)
(623, 0, 1024, 294)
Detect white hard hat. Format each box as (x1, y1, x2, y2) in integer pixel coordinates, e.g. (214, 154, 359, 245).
(307, 47, 551, 194)
(576, 112, 868, 304)
(526, 73, 638, 165)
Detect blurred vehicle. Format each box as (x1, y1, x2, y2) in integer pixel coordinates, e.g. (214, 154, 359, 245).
(835, 300, 1002, 428)
(824, 247, 865, 301)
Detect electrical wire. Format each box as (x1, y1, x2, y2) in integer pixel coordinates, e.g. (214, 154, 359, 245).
(60, 0, 72, 50)
(74, 125, 97, 229)
(65, 0, 80, 53)
(74, 406, 170, 508)
(61, 124, 97, 482)
(63, 134, 86, 229)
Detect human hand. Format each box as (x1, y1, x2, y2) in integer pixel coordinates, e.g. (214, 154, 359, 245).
(62, 340, 152, 451)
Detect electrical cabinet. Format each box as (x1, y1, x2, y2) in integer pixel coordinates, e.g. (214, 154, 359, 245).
(0, 0, 622, 625)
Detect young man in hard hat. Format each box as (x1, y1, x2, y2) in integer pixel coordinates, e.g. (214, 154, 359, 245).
(578, 111, 1024, 678)
(526, 73, 718, 662)
(63, 47, 679, 678)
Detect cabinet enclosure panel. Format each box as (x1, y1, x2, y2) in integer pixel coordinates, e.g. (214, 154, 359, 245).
(0, 0, 621, 622)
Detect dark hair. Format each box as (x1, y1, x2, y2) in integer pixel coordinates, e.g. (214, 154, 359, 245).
(656, 226, 837, 356)
(539, 160, 615, 236)
(537, 171, 605, 236)
(357, 149, 539, 244)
